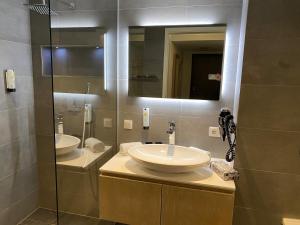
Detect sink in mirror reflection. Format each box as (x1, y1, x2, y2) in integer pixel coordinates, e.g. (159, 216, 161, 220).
(128, 144, 211, 173)
(55, 134, 81, 156)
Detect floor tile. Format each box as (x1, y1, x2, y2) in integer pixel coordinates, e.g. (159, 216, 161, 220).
(19, 208, 116, 225)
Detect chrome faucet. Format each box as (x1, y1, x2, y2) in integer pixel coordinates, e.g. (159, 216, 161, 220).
(166, 121, 176, 156)
(56, 113, 64, 134)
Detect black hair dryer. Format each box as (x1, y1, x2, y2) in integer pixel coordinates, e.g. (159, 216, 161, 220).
(218, 108, 237, 162)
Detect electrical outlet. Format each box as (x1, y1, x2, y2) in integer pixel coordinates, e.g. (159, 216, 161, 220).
(104, 118, 112, 128)
(209, 127, 221, 138)
(124, 120, 133, 130)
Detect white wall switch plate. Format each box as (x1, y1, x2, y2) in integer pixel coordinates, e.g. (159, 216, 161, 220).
(104, 118, 113, 128)
(124, 120, 133, 130)
(209, 126, 221, 138)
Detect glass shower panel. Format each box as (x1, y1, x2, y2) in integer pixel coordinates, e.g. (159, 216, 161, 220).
(28, 0, 59, 224)
(49, 0, 118, 224)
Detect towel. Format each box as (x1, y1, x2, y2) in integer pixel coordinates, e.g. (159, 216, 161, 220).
(119, 142, 142, 155)
(85, 138, 105, 153)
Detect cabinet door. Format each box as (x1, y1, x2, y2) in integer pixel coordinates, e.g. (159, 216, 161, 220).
(162, 185, 234, 225)
(99, 175, 162, 225)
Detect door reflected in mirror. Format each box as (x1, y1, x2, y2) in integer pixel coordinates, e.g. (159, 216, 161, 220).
(128, 26, 225, 100)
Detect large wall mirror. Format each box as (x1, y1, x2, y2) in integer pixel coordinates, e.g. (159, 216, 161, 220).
(42, 27, 106, 95)
(128, 26, 226, 100)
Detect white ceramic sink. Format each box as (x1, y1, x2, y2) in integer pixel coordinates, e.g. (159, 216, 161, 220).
(55, 134, 81, 156)
(128, 144, 211, 173)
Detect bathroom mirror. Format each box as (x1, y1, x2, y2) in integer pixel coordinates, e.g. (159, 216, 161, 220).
(128, 26, 225, 100)
(41, 27, 106, 95)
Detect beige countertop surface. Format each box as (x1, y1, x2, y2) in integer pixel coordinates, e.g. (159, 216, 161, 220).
(100, 153, 236, 193)
(56, 146, 112, 170)
(283, 219, 300, 225)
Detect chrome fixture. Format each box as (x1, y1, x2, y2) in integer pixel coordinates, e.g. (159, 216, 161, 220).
(166, 121, 176, 156)
(56, 113, 64, 134)
(24, 0, 75, 15)
(24, 0, 57, 15)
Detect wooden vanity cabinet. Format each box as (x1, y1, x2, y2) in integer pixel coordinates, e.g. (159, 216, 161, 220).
(99, 175, 234, 225)
(99, 175, 162, 225)
(161, 185, 234, 225)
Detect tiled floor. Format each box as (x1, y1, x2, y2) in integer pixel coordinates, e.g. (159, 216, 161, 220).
(18, 208, 118, 225)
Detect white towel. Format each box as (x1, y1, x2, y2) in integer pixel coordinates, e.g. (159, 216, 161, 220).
(85, 138, 105, 153)
(119, 142, 142, 155)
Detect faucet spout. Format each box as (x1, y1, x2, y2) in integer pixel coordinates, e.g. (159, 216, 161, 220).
(56, 113, 64, 134)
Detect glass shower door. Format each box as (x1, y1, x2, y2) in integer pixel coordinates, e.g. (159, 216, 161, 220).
(48, 0, 118, 224)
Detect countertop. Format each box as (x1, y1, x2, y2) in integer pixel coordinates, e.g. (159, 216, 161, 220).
(283, 219, 300, 225)
(100, 153, 236, 193)
(56, 146, 112, 170)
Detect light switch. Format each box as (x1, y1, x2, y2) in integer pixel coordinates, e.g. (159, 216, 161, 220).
(104, 118, 112, 128)
(124, 120, 133, 130)
(209, 127, 221, 138)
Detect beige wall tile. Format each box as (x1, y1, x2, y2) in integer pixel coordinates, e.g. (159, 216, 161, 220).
(39, 189, 57, 210)
(245, 0, 282, 39)
(279, 0, 300, 38)
(235, 128, 300, 174)
(233, 206, 281, 225)
(235, 0, 300, 224)
(35, 105, 55, 136)
(238, 84, 300, 132)
(242, 38, 300, 86)
(36, 135, 56, 165)
(0, 2, 39, 220)
(0, 135, 37, 180)
(38, 164, 57, 194)
(177, 116, 227, 158)
(0, 191, 38, 225)
(0, 165, 38, 213)
(235, 169, 300, 216)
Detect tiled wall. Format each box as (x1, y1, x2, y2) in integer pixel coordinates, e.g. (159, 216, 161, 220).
(234, 0, 300, 224)
(118, 0, 243, 158)
(0, 0, 39, 224)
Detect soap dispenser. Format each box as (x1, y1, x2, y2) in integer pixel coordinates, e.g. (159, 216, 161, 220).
(143, 107, 150, 130)
(5, 69, 16, 92)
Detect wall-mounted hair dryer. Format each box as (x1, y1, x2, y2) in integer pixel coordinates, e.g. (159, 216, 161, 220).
(218, 108, 237, 162)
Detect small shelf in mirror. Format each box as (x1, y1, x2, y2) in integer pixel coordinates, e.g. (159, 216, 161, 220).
(40, 27, 107, 95)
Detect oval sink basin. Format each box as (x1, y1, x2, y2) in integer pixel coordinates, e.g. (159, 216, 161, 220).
(55, 134, 81, 156)
(128, 144, 211, 173)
